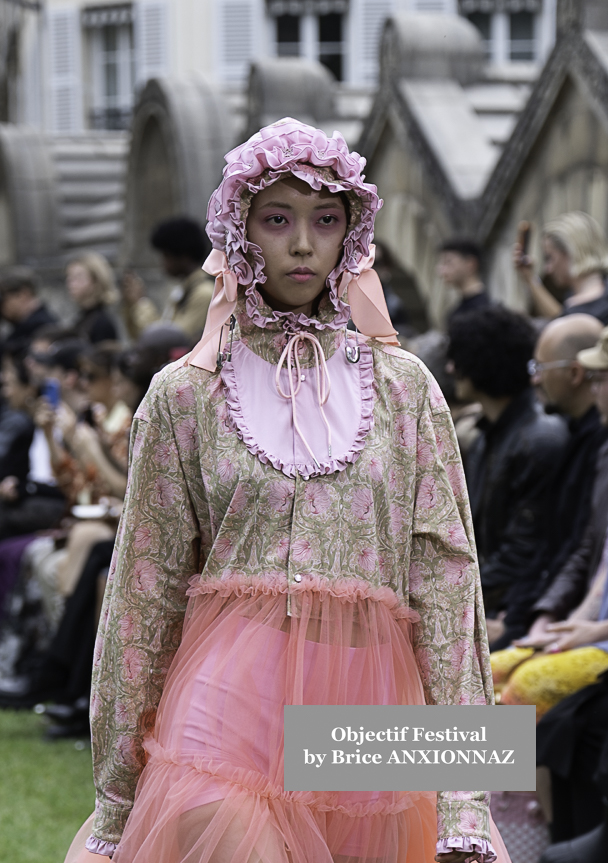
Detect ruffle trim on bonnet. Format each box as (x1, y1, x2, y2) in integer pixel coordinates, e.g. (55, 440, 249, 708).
(205, 118, 382, 331)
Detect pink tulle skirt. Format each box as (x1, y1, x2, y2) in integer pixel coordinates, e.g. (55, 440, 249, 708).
(111, 577, 509, 863)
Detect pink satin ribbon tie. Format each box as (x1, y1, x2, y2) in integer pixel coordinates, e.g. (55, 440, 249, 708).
(342, 244, 400, 346)
(188, 250, 239, 371)
(275, 332, 332, 469)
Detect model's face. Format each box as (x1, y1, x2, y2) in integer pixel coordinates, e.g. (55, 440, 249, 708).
(542, 238, 571, 289)
(436, 252, 477, 290)
(245, 176, 348, 315)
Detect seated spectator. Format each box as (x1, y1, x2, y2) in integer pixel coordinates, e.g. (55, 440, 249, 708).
(119, 269, 160, 341)
(486, 314, 608, 649)
(437, 237, 490, 324)
(515, 210, 608, 323)
(32, 343, 131, 601)
(32, 339, 91, 506)
(520, 326, 608, 646)
(0, 350, 66, 541)
(0, 267, 57, 357)
(72, 342, 132, 500)
(447, 307, 568, 647)
(66, 252, 119, 344)
(43, 338, 89, 420)
(491, 326, 608, 717)
(151, 216, 214, 342)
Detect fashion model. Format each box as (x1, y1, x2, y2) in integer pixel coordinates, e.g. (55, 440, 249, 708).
(68, 119, 510, 863)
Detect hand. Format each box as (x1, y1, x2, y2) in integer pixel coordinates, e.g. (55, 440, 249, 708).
(513, 614, 555, 649)
(34, 397, 56, 434)
(121, 271, 146, 305)
(486, 611, 506, 644)
(513, 241, 534, 281)
(435, 853, 480, 862)
(542, 619, 608, 653)
(0, 476, 19, 501)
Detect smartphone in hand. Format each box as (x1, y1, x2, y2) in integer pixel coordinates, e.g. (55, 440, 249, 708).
(42, 377, 61, 410)
(517, 220, 531, 257)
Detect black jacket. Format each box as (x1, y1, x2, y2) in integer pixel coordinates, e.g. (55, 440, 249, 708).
(533, 439, 608, 620)
(466, 389, 568, 615)
(73, 305, 118, 344)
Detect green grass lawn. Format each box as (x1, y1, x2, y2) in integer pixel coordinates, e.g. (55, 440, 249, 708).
(0, 710, 95, 863)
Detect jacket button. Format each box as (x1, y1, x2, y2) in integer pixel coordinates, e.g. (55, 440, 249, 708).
(293, 574, 302, 583)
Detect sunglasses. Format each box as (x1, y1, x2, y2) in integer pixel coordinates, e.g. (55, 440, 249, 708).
(527, 359, 573, 376)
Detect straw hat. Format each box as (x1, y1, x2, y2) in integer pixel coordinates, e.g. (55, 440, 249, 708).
(578, 326, 608, 370)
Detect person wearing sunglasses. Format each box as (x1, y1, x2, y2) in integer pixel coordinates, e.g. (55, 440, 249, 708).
(491, 314, 607, 663)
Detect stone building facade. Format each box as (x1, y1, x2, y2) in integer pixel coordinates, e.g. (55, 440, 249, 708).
(359, 0, 608, 326)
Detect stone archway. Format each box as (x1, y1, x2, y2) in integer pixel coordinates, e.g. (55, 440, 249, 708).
(122, 75, 233, 272)
(0, 124, 58, 266)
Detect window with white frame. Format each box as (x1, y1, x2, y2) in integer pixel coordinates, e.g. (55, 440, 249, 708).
(83, 5, 135, 130)
(268, 1, 348, 81)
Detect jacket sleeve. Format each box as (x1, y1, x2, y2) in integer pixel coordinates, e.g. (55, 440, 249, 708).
(532, 521, 595, 620)
(89, 376, 202, 848)
(406, 371, 495, 852)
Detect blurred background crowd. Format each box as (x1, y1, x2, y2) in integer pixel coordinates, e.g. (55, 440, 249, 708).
(2, 1, 608, 862)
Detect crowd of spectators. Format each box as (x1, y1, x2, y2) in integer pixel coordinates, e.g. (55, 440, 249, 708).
(439, 210, 608, 863)
(2, 208, 608, 862)
(0, 217, 208, 741)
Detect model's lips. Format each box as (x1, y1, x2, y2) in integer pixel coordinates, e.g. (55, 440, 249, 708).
(287, 268, 316, 283)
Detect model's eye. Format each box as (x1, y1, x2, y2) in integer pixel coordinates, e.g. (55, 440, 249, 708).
(319, 215, 338, 226)
(267, 215, 288, 226)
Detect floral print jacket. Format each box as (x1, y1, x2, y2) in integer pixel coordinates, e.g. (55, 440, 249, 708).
(89, 305, 495, 854)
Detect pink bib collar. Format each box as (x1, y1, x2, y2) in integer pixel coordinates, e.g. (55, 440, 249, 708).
(220, 336, 374, 479)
